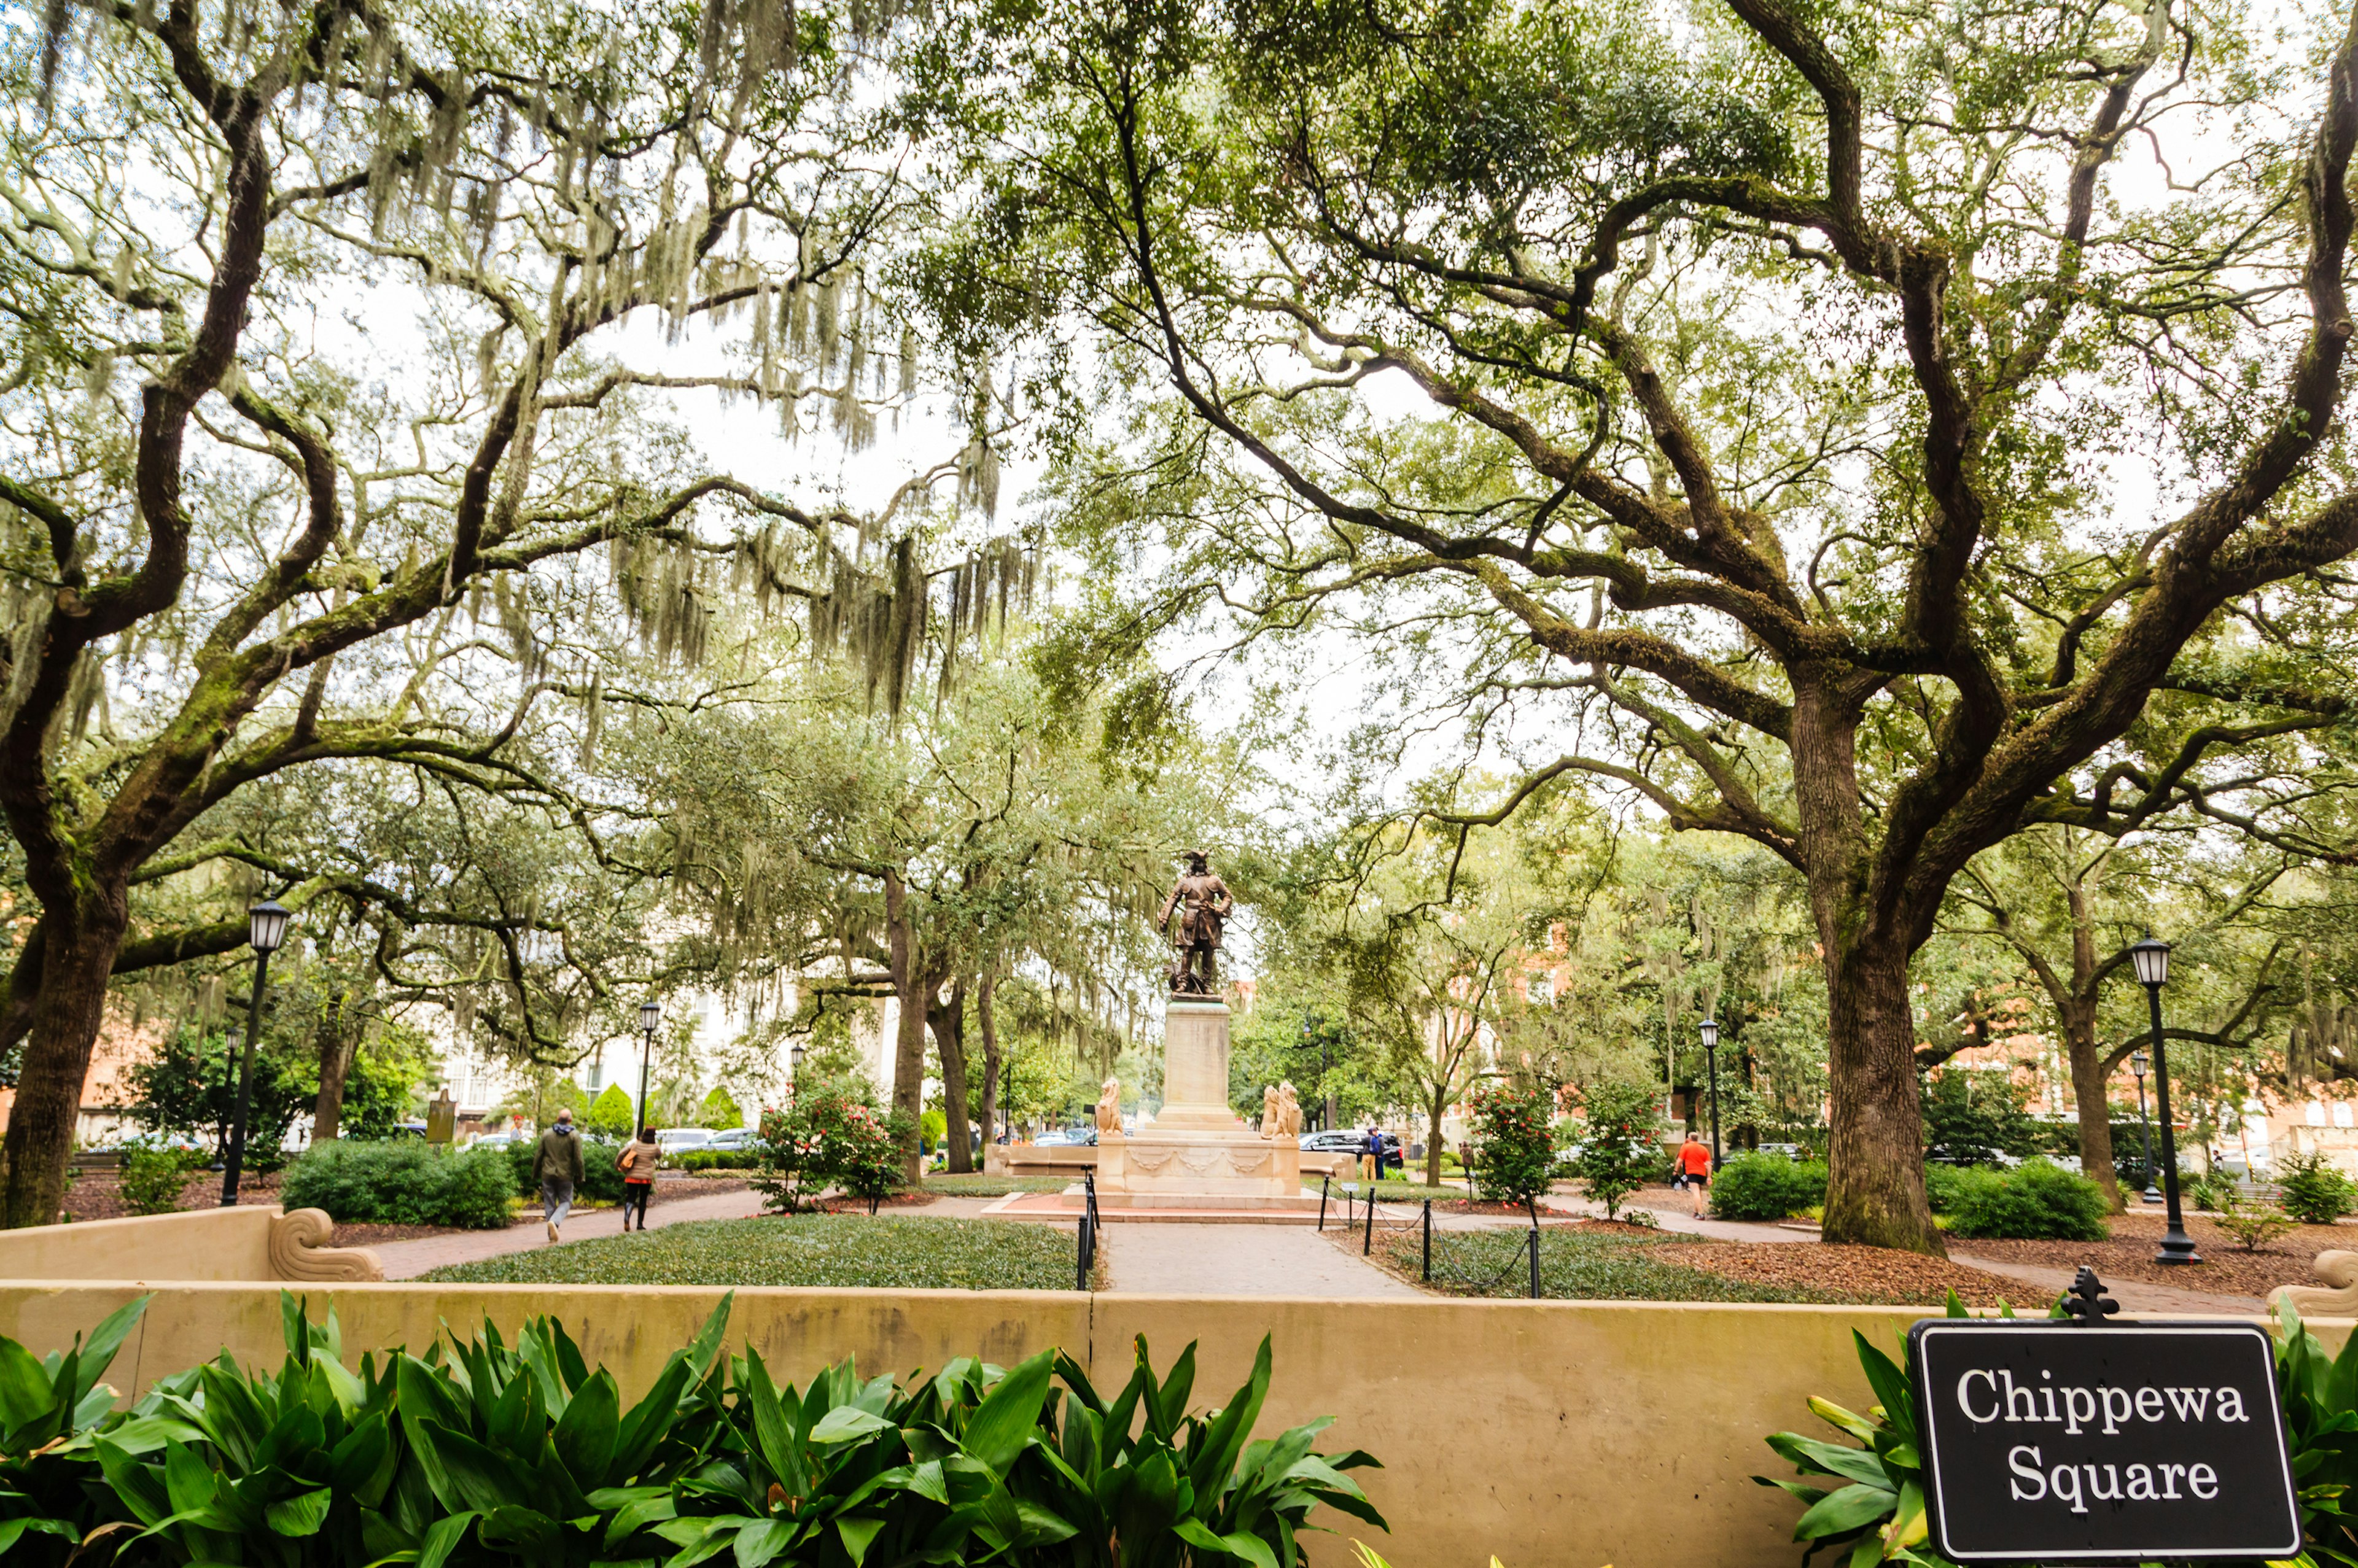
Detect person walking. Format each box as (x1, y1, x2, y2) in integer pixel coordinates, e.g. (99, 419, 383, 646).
(617, 1125, 660, 1232)
(1674, 1130, 1713, 1217)
(534, 1108, 586, 1242)
(1363, 1124, 1384, 1183)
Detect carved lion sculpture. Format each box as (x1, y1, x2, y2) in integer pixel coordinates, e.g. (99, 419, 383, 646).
(1263, 1084, 1283, 1136)
(1095, 1076, 1123, 1136)
(1275, 1081, 1302, 1140)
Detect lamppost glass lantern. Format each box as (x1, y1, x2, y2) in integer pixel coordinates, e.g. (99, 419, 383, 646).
(639, 999, 660, 1033)
(790, 1042, 806, 1073)
(2130, 935, 2171, 987)
(247, 899, 290, 954)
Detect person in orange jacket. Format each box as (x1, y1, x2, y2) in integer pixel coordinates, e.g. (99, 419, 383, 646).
(1674, 1131, 1713, 1217)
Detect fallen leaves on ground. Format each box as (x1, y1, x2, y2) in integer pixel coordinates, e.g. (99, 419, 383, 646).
(1950, 1211, 2336, 1299)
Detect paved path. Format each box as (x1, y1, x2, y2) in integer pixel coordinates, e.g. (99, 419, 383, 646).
(371, 1186, 768, 1278)
(1102, 1221, 1422, 1297)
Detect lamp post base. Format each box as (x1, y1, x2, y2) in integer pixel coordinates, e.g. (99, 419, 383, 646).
(2143, 1186, 2161, 1205)
(2155, 1230, 2203, 1266)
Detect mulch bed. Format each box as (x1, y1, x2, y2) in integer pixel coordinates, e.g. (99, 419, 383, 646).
(1950, 1211, 2349, 1298)
(1665, 1240, 2031, 1307)
(61, 1168, 282, 1223)
(808, 1191, 938, 1213)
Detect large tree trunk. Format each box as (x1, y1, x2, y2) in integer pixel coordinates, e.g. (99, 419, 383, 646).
(1425, 1077, 1449, 1188)
(881, 873, 936, 1182)
(930, 977, 974, 1174)
(313, 1015, 356, 1146)
(976, 972, 1001, 1154)
(1819, 934, 1945, 1255)
(1, 910, 124, 1227)
(2063, 1005, 2125, 1211)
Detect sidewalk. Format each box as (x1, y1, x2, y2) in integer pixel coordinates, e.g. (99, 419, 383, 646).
(372, 1187, 766, 1279)
(1103, 1222, 1422, 1297)
(1945, 1252, 2267, 1316)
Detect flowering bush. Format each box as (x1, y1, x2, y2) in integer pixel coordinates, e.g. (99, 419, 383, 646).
(1568, 1079, 1663, 1221)
(1468, 1078, 1559, 1209)
(753, 1077, 911, 1213)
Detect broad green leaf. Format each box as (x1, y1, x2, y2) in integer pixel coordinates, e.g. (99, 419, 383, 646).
(553, 1369, 620, 1486)
(74, 1295, 150, 1401)
(962, 1350, 1053, 1474)
(416, 1510, 477, 1568)
(265, 1486, 334, 1537)
(688, 1293, 735, 1379)
(0, 1337, 56, 1434)
(837, 1518, 885, 1567)
(1224, 1529, 1282, 1568)
(810, 1406, 893, 1445)
(1794, 1483, 1899, 1542)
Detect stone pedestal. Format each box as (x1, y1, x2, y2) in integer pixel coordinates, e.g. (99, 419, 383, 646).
(1091, 999, 1318, 1211)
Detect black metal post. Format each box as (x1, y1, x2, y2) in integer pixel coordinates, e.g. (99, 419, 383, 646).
(1422, 1199, 1431, 1281)
(637, 1025, 656, 1133)
(2144, 982, 2201, 1265)
(2134, 1071, 2158, 1203)
(1527, 1222, 1540, 1299)
(1363, 1185, 1376, 1254)
(1317, 1172, 1329, 1230)
(219, 945, 274, 1206)
(1706, 1041, 1724, 1171)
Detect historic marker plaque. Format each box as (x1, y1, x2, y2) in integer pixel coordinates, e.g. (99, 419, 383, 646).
(1910, 1320, 2299, 1562)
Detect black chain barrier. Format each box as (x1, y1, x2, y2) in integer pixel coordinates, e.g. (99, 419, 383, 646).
(1351, 1193, 1543, 1298)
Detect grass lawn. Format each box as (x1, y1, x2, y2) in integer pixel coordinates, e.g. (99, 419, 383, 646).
(1380, 1225, 1843, 1304)
(418, 1214, 1079, 1289)
(917, 1174, 1074, 1197)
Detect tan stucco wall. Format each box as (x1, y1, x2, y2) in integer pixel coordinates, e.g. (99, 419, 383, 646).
(0, 1273, 2320, 1568)
(0, 1205, 274, 1282)
(0, 1281, 1938, 1568)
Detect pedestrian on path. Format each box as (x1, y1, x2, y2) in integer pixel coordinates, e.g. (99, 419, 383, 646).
(1674, 1130, 1712, 1217)
(617, 1125, 659, 1231)
(534, 1109, 585, 1242)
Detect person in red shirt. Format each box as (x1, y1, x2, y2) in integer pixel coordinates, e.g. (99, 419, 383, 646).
(1675, 1131, 1713, 1216)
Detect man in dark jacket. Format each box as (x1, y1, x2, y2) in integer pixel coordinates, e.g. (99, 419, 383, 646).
(533, 1108, 586, 1242)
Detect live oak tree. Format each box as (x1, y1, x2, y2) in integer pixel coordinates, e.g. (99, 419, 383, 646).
(0, 0, 936, 1225)
(935, 0, 2358, 1249)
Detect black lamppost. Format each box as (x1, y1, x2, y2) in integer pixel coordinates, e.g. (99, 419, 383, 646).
(1700, 1017, 1724, 1170)
(1294, 1014, 1336, 1131)
(637, 999, 660, 1135)
(790, 1041, 806, 1080)
(219, 899, 291, 1206)
(2130, 935, 2201, 1265)
(2130, 1049, 2159, 1204)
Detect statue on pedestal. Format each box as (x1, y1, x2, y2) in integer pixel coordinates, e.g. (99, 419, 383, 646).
(1276, 1081, 1302, 1139)
(1158, 850, 1234, 995)
(1094, 1077, 1123, 1138)
(1262, 1083, 1282, 1133)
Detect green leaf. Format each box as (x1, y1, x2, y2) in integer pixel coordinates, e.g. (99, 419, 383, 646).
(73, 1295, 150, 1401)
(1794, 1484, 1899, 1542)
(265, 1486, 334, 1537)
(416, 1510, 477, 1568)
(963, 1350, 1053, 1474)
(0, 1337, 57, 1434)
(810, 1406, 893, 1445)
(836, 1517, 885, 1566)
(1771, 1434, 1898, 1491)
(688, 1293, 735, 1379)
(731, 1518, 795, 1567)
(553, 1369, 621, 1486)
(1223, 1529, 1282, 1568)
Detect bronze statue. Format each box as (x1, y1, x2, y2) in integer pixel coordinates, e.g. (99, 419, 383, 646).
(1157, 850, 1234, 995)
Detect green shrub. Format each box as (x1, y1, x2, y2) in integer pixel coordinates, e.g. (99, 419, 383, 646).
(1940, 1157, 2109, 1240)
(0, 1292, 1382, 1568)
(1468, 1077, 1559, 1209)
(2279, 1150, 2356, 1225)
(280, 1139, 517, 1228)
(676, 1146, 760, 1171)
(1922, 1160, 1981, 1214)
(115, 1146, 198, 1216)
(1567, 1079, 1662, 1221)
(698, 1084, 743, 1129)
(755, 1076, 910, 1213)
(583, 1082, 637, 1138)
(1710, 1154, 1827, 1221)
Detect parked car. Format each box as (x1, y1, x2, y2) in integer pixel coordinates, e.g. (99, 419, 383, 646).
(1298, 1129, 1400, 1155)
(655, 1127, 713, 1152)
(703, 1127, 756, 1151)
(1035, 1126, 1099, 1147)
(467, 1130, 521, 1149)
(111, 1131, 208, 1153)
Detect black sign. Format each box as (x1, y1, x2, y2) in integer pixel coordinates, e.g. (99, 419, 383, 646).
(1910, 1319, 2300, 1563)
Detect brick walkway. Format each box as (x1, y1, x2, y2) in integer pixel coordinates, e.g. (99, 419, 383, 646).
(1102, 1221, 1422, 1297)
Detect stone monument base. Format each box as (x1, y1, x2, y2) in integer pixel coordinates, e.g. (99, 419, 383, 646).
(1091, 996, 1320, 1210)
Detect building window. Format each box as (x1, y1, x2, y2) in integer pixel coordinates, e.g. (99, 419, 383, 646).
(2338, 1102, 2356, 1130)
(2310, 1101, 2329, 1127)
(1527, 974, 1555, 1007)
